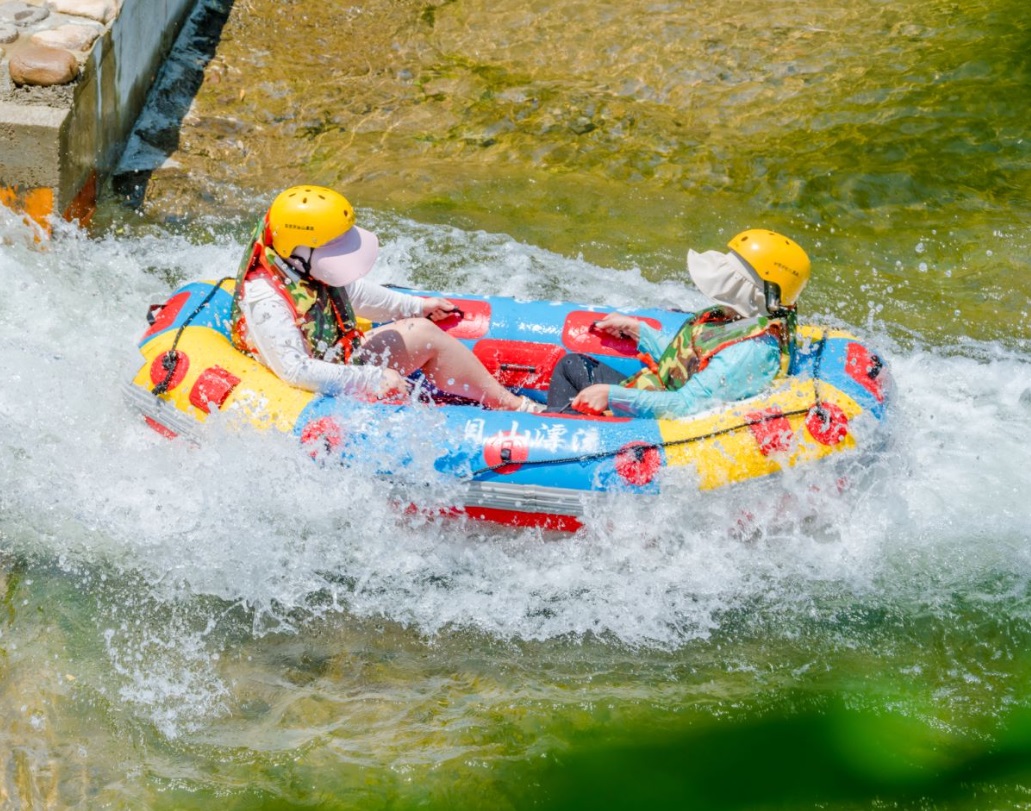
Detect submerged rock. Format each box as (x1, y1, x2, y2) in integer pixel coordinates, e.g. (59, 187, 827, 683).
(9, 43, 79, 86)
(0, 21, 18, 43)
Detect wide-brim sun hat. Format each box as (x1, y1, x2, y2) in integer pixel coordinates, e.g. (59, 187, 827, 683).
(308, 226, 380, 287)
(686, 249, 766, 318)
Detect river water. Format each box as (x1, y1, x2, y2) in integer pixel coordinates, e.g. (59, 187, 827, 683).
(2, 0, 1030, 807)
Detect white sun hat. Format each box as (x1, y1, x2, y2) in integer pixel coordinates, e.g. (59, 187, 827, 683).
(308, 226, 380, 287)
(686, 249, 766, 317)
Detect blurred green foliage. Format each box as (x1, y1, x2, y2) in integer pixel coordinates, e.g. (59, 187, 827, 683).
(536, 699, 1031, 810)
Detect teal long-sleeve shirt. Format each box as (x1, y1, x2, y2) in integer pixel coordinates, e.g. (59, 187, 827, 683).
(606, 322, 782, 419)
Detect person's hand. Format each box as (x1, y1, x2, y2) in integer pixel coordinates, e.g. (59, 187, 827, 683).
(571, 384, 611, 416)
(590, 313, 640, 342)
(375, 368, 410, 399)
(421, 297, 459, 322)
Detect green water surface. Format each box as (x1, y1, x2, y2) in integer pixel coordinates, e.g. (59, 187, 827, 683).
(120, 0, 1031, 346)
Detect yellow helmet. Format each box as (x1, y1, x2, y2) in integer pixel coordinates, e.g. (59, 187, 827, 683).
(267, 185, 356, 257)
(727, 229, 811, 307)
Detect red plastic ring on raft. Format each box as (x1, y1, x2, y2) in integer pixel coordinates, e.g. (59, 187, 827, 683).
(483, 430, 530, 474)
(149, 350, 189, 391)
(614, 441, 662, 486)
(805, 402, 849, 446)
(300, 417, 344, 457)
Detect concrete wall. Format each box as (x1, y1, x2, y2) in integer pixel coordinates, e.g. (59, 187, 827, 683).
(0, 0, 198, 228)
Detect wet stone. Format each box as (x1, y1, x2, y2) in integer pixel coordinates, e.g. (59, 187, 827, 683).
(0, 21, 18, 42)
(8, 43, 79, 86)
(47, 0, 117, 24)
(0, 0, 49, 27)
(31, 22, 102, 51)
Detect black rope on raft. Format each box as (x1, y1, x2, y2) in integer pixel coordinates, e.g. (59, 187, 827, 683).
(805, 332, 830, 428)
(151, 277, 233, 395)
(467, 330, 834, 480)
(466, 406, 815, 479)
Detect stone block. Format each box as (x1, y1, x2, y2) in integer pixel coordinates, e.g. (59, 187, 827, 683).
(8, 43, 79, 86)
(47, 0, 118, 25)
(31, 22, 103, 51)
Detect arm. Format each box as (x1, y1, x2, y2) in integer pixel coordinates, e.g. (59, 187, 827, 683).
(240, 277, 390, 396)
(566, 316, 690, 415)
(347, 278, 458, 322)
(345, 278, 427, 322)
(606, 337, 782, 419)
(637, 320, 676, 358)
(594, 314, 687, 358)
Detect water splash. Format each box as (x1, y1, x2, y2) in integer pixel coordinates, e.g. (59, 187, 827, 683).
(3, 213, 1031, 666)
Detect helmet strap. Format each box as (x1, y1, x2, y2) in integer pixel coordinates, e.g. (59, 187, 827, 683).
(285, 248, 316, 278)
(300, 247, 316, 275)
(764, 281, 792, 317)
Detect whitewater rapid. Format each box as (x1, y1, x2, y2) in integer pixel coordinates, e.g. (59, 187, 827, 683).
(2, 209, 1030, 659)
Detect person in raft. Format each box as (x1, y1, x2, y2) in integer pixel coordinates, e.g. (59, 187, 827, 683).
(545, 229, 811, 418)
(231, 185, 544, 412)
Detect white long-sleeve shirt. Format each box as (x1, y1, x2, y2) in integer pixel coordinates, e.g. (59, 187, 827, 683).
(238, 276, 425, 396)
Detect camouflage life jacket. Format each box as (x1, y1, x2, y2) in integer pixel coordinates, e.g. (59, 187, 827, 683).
(622, 306, 793, 391)
(230, 216, 364, 363)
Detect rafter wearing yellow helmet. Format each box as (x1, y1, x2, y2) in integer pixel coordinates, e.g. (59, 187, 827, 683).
(545, 229, 811, 420)
(229, 185, 544, 413)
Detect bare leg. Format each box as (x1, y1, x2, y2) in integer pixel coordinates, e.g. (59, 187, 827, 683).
(358, 318, 525, 410)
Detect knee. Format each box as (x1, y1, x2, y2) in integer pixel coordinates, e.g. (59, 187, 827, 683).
(397, 317, 435, 337)
(397, 317, 449, 351)
(555, 353, 589, 377)
(556, 354, 579, 371)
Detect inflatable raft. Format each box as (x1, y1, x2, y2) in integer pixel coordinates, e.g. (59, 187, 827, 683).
(125, 278, 893, 531)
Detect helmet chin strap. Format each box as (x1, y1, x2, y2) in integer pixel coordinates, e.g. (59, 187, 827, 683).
(764, 281, 791, 316)
(287, 247, 316, 277)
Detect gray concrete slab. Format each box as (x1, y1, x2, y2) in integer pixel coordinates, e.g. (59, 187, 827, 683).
(0, 0, 199, 228)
